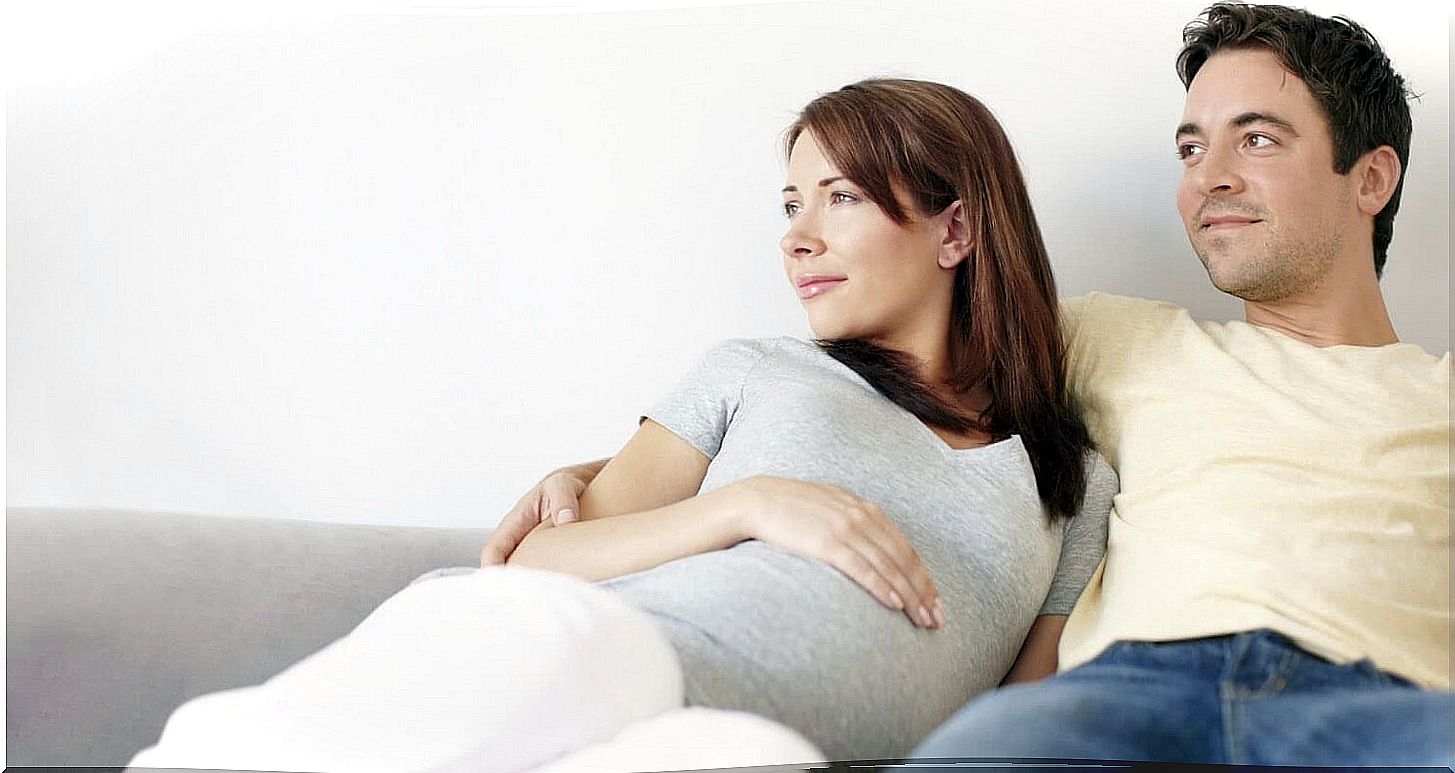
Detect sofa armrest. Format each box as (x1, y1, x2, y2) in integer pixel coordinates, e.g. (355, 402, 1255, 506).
(6, 506, 489, 768)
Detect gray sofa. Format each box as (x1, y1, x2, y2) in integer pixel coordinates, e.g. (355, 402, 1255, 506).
(7, 506, 488, 768)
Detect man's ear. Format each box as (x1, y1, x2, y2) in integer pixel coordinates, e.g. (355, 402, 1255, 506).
(1356, 146, 1402, 217)
(937, 200, 973, 269)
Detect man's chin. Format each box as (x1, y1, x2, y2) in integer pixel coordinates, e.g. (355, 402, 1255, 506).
(1200, 256, 1264, 301)
(1204, 264, 1291, 303)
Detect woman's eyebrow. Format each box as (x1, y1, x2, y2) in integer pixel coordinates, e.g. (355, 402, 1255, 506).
(781, 176, 847, 194)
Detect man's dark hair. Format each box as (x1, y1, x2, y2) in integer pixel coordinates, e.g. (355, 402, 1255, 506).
(1177, 3, 1413, 278)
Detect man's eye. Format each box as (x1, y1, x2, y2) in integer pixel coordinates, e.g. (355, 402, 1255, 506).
(1176, 143, 1205, 160)
(1246, 134, 1275, 149)
(830, 191, 858, 204)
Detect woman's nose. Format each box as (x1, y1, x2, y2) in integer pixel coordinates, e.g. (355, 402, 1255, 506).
(780, 216, 826, 258)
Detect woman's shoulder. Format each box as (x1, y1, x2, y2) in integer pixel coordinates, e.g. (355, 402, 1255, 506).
(693, 337, 872, 396)
(1081, 449, 1119, 493)
(697, 336, 815, 366)
(679, 337, 801, 387)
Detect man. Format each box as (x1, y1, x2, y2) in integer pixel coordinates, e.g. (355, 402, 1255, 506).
(902, 5, 1451, 765)
(482, 4, 1451, 766)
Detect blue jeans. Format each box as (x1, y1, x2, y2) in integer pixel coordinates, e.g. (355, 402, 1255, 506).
(911, 629, 1453, 767)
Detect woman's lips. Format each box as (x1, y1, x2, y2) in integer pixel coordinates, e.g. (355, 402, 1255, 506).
(796, 278, 846, 299)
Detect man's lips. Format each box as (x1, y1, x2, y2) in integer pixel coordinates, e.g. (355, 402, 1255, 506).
(794, 275, 847, 299)
(1200, 215, 1264, 232)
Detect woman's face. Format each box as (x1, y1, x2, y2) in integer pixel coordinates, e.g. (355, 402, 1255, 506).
(780, 130, 961, 347)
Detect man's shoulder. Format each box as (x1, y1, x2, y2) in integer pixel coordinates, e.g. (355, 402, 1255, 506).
(1067, 291, 1189, 317)
(1063, 292, 1195, 344)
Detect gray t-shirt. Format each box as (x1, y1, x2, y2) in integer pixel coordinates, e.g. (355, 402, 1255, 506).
(598, 337, 1116, 761)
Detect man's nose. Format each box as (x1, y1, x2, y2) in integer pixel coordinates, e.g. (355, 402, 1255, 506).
(1191, 145, 1245, 196)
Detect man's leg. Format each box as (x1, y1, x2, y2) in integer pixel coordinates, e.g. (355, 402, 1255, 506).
(910, 639, 1228, 763)
(1226, 635, 1454, 767)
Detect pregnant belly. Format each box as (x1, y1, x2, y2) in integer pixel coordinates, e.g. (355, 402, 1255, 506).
(596, 542, 1010, 761)
(599, 540, 894, 655)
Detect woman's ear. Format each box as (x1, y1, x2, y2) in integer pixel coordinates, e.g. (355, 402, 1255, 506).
(937, 200, 973, 269)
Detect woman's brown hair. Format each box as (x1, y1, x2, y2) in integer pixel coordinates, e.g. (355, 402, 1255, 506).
(786, 78, 1091, 519)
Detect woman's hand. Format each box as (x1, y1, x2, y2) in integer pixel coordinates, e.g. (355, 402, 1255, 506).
(480, 459, 607, 566)
(719, 476, 945, 629)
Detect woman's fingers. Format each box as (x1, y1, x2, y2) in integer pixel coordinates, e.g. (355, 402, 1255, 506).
(825, 522, 939, 629)
(733, 476, 943, 629)
(479, 465, 589, 566)
(820, 540, 905, 613)
(541, 472, 584, 525)
(479, 492, 545, 566)
(818, 488, 940, 628)
(854, 507, 944, 626)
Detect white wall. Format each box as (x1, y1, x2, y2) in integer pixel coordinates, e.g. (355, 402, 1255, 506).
(8, 0, 1449, 527)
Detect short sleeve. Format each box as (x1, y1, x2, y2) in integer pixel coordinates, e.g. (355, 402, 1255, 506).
(641, 338, 773, 460)
(1037, 452, 1117, 616)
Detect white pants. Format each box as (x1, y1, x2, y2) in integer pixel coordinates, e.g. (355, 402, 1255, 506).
(129, 567, 816, 773)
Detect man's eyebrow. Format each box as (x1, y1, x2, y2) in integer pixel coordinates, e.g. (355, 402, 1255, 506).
(1231, 111, 1299, 136)
(1175, 112, 1301, 141)
(781, 176, 847, 194)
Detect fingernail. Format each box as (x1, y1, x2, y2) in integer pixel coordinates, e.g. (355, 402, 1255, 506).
(557, 509, 576, 523)
(918, 605, 932, 627)
(889, 590, 904, 609)
(933, 599, 946, 628)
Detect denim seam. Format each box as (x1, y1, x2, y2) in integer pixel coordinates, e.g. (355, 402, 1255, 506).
(1219, 634, 1254, 765)
(1219, 679, 1243, 766)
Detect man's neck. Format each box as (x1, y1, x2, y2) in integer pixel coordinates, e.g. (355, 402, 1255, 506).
(1242, 269, 1399, 347)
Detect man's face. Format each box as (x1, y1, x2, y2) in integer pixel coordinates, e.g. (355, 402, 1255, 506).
(1175, 47, 1363, 302)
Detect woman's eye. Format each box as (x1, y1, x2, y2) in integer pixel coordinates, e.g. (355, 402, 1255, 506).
(830, 191, 858, 204)
(782, 201, 801, 217)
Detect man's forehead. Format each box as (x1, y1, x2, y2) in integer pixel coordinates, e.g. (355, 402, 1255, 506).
(1180, 48, 1316, 125)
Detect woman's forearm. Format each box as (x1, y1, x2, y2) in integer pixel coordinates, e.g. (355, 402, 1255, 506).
(505, 487, 747, 582)
(562, 457, 610, 489)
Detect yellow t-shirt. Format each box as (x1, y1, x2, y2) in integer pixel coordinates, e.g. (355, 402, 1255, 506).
(1058, 292, 1451, 689)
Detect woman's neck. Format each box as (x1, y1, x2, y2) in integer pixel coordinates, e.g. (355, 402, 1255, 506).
(872, 325, 988, 417)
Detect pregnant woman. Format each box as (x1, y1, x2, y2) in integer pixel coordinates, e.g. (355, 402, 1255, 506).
(131, 78, 1116, 772)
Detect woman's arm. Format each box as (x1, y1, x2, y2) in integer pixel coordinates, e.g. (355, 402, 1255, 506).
(1001, 614, 1068, 685)
(505, 420, 945, 628)
(505, 419, 735, 581)
(479, 458, 610, 565)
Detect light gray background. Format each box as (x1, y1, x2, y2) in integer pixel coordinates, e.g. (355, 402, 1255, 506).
(8, 0, 1449, 527)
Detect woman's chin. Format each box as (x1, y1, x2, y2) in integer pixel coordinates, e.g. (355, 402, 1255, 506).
(804, 319, 853, 341)
(803, 317, 836, 340)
